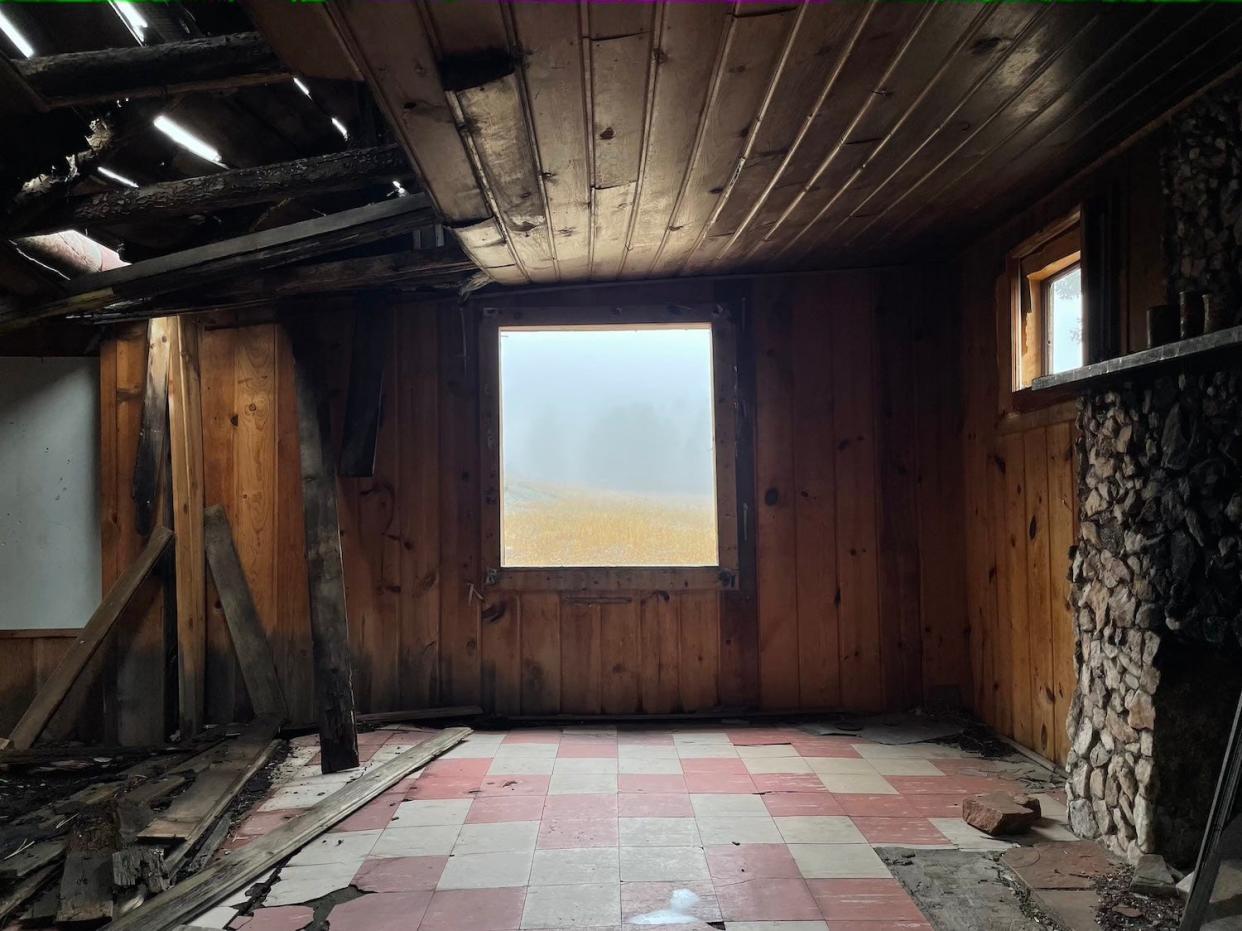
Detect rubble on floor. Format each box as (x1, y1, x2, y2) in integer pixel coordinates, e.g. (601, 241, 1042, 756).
(1095, 862, 1185, 931)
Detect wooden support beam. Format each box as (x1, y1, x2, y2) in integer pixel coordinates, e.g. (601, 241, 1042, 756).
(168, 318, 206, 739)
(6, 195, 434, 330)
(105, 728, 471, 931)
(4, 527, 172, 750)
(202, 506, 287, 720)
(338, 303, 389, 478)
(293, 340, 360, 774)
(133, 318, 172, 537)
(15, 33, 287, 108)
(15, 146, 416, 235)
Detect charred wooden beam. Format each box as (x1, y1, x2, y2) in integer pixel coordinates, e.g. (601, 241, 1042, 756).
(4, 195, 435, 330)
(15, 33, 288, 108)
(15, 145, 416, 235)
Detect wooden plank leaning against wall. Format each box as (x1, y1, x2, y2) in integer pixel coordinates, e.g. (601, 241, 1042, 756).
(958, 135, 1167, 766)
(90, 268, 972, 733)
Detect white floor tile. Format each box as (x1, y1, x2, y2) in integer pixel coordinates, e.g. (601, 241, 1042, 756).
(736, 745, 801, 759)
(690, 794, 768, 818)
(743, 757, 813, 774)
(804, 757, 877, 775)
(619, 817, 700, 847)
(929, 818, 1015, 851)
(548, 773, 618, 795)
(371, 824, 460, 858)
(816, 773, 897, 795)
(553, 758, 619, 775)
(787, 843, 891, 879)
(852, 743, 968, 760)
(696, 816, 783, 845)
(529, 847, 620, 885)
(620, 846, 711, 882)
(452, 820, 539, 854)
(438, 850, 534, 889)
(774, 816, 867, 845)
(489, 755, 556, 776)
(391, 798, 472, 826)
(287, 829, 379, 866)
(618, 757, 684, 775)
(869, 758, 945, 776)
(521, 882, 621, 928)
(263, 861, 363, 905)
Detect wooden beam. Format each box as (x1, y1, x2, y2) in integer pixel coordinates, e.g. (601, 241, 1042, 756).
(5, 527, 172, 750)
(15, 146, 416, 235)
(355, 705, 484, 725)
(338, 303, 389, 478)
(292, 340, 360, 773)
(202, 506, 287, 720)
(240, 0, 363, 82)
(168, 318, 206, 739)
(132, 318, 173, 537)
(15, 33, 287, 108)
(103, 728, 471, 931)
(6, 195, 434, 330)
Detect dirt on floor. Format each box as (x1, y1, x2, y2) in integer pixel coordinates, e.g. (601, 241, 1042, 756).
(1095, 865, 1185, 931)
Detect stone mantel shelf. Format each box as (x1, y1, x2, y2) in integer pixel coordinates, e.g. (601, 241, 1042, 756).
(1032, 324, 1242, 393)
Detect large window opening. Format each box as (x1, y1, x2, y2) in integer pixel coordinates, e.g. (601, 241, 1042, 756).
(497, 324, 718, 568)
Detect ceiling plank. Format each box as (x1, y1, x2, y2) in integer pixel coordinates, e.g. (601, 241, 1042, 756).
(16, 34, 288, 108)
(240, 0, 362, 81)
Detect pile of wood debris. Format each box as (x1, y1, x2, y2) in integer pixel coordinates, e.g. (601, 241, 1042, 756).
(0, 725, 468, 929)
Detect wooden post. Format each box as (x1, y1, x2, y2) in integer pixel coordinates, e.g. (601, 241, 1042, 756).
(132, 318, 172, 537)
(292, 334, 359, 773)
(168, 317, 206, 738)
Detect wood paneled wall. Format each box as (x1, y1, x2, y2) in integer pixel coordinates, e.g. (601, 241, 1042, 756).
(83, 269, 970, 739)
(957, 134, 1168, 765)
(0, 630, 93, 741)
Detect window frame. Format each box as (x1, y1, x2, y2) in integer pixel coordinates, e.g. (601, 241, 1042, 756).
(478, 302, 740, 593)
(1008, 210, 1084, 392)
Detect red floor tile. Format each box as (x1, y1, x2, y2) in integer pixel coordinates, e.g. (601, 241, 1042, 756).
(887, 776, 1023, 796)
(467, 795, 546, 823)
(621, 881, 719, 923)
(503, 730, 561, 745)
(419, 888, 527, 931)
(714, 877, 822, 921)
(230, 905, 314, 930)
(832, 795, 919, 818)
(542, 793, 618, 819)
(791, 739, 865, 758)
(324, 891, 432, 931)
(904, 795, 964, 818)
(706, 843, 801, 882)
(807, 878, 927, 921)
(537, 818, 619, 848)
(727, 729, 801, 745)
(761, 792, 845, 817)
(353, 856, 448, 893)
(618, 793, 693, 817)
(751, 773, 828, 792)
(680, 758, 748, 775)
(683, 772, 757, 794)
(331, 792, 403, 832)
(618, 774, 687, 794)
(851, 817, 952, 846)
(404, 778, 483, 800)
(476, 775, 550, 796)
(425, 759, 492, 778)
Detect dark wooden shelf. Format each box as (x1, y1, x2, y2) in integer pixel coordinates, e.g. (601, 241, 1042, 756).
(1031, 325, 1242, 393)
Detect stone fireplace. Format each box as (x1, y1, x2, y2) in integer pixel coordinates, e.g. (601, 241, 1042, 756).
(1064, 75, 1242, 868)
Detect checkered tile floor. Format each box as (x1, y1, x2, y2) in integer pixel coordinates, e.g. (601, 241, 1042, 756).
(195, 724, 1072, 930)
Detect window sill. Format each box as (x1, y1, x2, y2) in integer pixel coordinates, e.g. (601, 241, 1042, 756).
(484, 565, 737, 593)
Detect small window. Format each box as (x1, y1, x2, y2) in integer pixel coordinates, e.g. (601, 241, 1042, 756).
(480, 304, 740, 591)
(1012, 218, 1084, 388)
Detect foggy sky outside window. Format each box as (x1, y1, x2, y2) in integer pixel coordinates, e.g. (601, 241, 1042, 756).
(1049, 265, 1084, 375)
(498, 325, 718, 568)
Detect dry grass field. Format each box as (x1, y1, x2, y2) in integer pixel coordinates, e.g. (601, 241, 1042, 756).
(502, 482, 717, 567)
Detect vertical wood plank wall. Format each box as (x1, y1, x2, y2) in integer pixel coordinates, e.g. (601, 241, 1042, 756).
(86, 268, 970, 735)
(957, 135, 1167, 765)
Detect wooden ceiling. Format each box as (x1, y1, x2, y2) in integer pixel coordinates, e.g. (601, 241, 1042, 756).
(317, 0, 1242, 285)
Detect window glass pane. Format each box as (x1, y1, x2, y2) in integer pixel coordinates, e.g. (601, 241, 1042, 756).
(498, 325, 718, 568)
(1048, 265, 1084, 374)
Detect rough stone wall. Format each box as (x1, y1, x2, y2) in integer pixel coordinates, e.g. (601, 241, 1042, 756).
(1162, 76, 1242, 319)
(1067, 372, 1242, 863)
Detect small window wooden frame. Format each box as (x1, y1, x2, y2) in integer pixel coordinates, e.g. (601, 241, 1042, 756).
(1008, 211, 1083, 391)
(478, 302, 740, 593)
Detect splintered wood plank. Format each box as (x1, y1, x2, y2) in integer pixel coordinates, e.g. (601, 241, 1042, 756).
(520, 593, 561, 715)
(875, 276, 923, 710)
(169, 316, 207, 738)
(560, 600, 601, 714)
(132, 317, 172, 537)
(7, 527, 172, 749)
(104, 728, 470, 931)
(338, 302, 389, 478)
(1023, 428, 1056, 759)
(638, 593, 680, 714)
(480, 593, 520, 717)
(292, 337, 359, 774)
(1047, 421, 1077, 765)
(621, 3, 728, 277)
(753, 283, 799, 710)
(509, 4, 593, 279)
(0, 863, 55, 924)
(1000, 431, 1032, 748)
(203, 506, 287, 720)
(678, 593, 719, 713)
(829, 276, 884, 713)
(57, 818, 116, 926)
(141, 717, 280, 844)
(437, 305, 481, 706)
(201, 324, 242, 724)
(600, 600, 641, 715)
(398, 306, 440, 709)
(792, 292, 841, 710)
